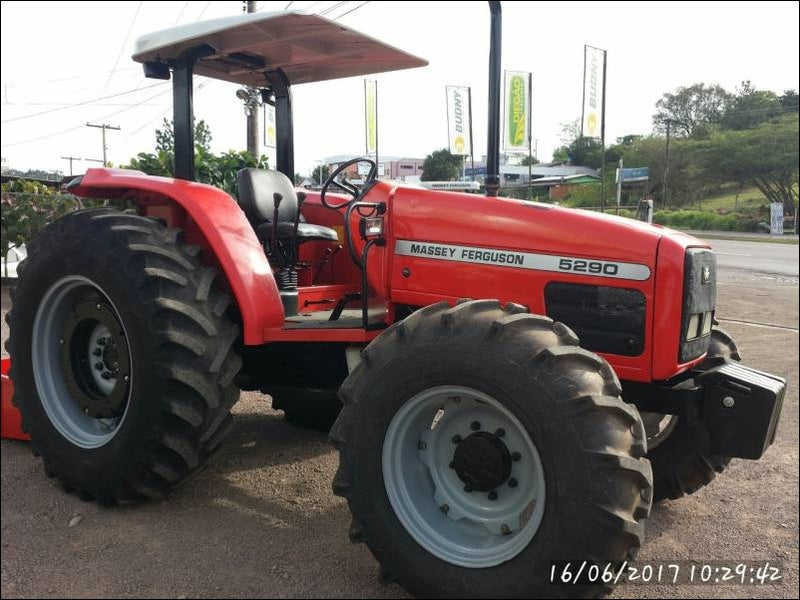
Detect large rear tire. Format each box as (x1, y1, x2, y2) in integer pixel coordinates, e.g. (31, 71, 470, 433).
(330, 300, 652, 598)
(646, 328, 740, 501)
(5, 209, 241, 504)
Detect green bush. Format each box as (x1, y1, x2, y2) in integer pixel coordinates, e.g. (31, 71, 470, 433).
(653, 209, 762, 231)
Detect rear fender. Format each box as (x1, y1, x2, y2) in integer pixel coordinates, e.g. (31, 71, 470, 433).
(70, 168, 283, 344)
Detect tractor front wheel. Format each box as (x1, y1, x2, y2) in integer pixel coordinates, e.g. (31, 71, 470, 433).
(5, 209, 241, 504)
(330, 301, 652, 598)
(645, 328, 741, 501)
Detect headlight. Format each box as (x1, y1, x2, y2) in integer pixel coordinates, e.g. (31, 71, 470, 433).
(701, 311, 714, 336)
(686, 314, 700, 340)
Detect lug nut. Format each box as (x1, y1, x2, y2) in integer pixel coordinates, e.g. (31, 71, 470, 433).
(101, 371, 112, 380)
(488, 490, 498, 501)
(451, 434, 462, 444)
(123, 375, 129, 382)
(417, 440, 427, 450)
(59, 338, 65, 345)
(511, 452, 521, 462)
(470, 421, 481, 431)
(98, 338, 107, 346)
(500, 524, 510, 535)
(94, 362, 104, 371)
(95, 303, 102, 310)
(440, 504, 449, 514)
(495, 427, 506, 437)
(92, 348, 102, 357)
(508, 478, 518, 488)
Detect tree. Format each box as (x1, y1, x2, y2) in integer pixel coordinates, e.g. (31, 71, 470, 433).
(0, 180, 80, 270)
(721, 81, 782, 131)
(779, 89, 799, 112)
(125, 121, 268, 197)
(520, 155, 539, 166)
(711, 113, 799, 215)
(652, 83, 731, 137)
(311, 164, 330, 186)
(420, 148, 462, 181)
(154, 118, 212, 154)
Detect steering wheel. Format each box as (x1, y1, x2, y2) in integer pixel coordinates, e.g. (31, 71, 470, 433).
(320, 157, 377, 209)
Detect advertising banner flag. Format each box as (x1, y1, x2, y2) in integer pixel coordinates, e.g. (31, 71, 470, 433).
(582, 45, 606, 139)
(503, 71, 530, 153)
(365, 79, 378, 154)
(446, 85, 472, 155)
(263, 104, 276, 148)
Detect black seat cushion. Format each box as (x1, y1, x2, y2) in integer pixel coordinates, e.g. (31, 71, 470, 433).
(256, 221, 338, 243)
(237, 168, 338, 245)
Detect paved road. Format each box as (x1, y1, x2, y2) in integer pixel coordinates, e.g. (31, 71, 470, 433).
(708, 239, 799, 278)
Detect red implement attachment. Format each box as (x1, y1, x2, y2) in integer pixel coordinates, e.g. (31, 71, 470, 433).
(1, 358, 28, 441)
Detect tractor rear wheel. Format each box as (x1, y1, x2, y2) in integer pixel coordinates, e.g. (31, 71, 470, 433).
(330, 300, 652, 598)
(646, 328, 740, 501)
(5, 209, 241, 504)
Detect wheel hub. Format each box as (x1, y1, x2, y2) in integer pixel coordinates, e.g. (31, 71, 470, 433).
(452, 431, 512, 492)
(60, 299, 131, 418)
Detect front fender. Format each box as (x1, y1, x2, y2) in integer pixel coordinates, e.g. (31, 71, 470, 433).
(70, 168, 283, 344)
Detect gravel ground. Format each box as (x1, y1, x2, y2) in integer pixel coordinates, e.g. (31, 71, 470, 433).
(1, 267, 797, 599)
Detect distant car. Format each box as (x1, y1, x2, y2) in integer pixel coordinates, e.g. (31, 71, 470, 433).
(2, 244, 27, 279)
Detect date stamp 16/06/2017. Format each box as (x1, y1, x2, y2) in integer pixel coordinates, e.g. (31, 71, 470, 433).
(549, 561, 783, 586)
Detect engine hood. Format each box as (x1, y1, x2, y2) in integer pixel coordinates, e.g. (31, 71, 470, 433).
(389, 184, 709, 274)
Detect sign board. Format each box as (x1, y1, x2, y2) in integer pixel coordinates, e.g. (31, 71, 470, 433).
(770, 202, 784, 235)
(446, 85, 472, 155)
(263, 104, 276, 147)
(503, 71, 531, 153)
(364, 79, 377, 154)
(582, 45, 606, 139)
(615, 167, 650, 183)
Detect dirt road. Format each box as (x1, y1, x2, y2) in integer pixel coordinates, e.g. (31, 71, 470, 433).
(1, 264, 797, 598)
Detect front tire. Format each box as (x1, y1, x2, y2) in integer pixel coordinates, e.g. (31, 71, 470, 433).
(647, 328, 740, 501)
(330, 301, 652, 598)
(6, 209, 241, 504)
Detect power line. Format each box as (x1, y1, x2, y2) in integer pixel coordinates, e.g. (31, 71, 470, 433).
(334, 0, 369, 19)
(128, 80, 213, 136)
(1, 82, 167, 124)
(1, 86, 173, 148)
(174, 0, 192, 24)
(104, 1, 144, 91)
(196, 0, 213, 20)
(320, 1, 349, 16)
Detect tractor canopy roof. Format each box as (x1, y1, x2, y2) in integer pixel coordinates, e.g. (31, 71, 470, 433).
(132, 10, 428, 86)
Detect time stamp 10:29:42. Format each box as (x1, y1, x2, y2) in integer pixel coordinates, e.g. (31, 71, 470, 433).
(550, 561, 783, 585)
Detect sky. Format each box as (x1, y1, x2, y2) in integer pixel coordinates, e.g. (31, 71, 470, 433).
(1, 1, 798, 177)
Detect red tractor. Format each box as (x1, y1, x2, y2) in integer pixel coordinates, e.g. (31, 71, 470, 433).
(4, 4, 785, 598)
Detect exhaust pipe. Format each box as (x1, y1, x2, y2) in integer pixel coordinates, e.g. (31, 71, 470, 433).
(485, 1, 502, 197)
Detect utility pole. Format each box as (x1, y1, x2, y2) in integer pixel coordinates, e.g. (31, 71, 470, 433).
(244, 1, 260, 157)
(60, 156, 82, 176)
(86, 123, 120, 166)
(662, 118, 672, 208)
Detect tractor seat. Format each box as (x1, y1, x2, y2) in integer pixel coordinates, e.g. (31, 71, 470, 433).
(237, 168, 338, 244)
